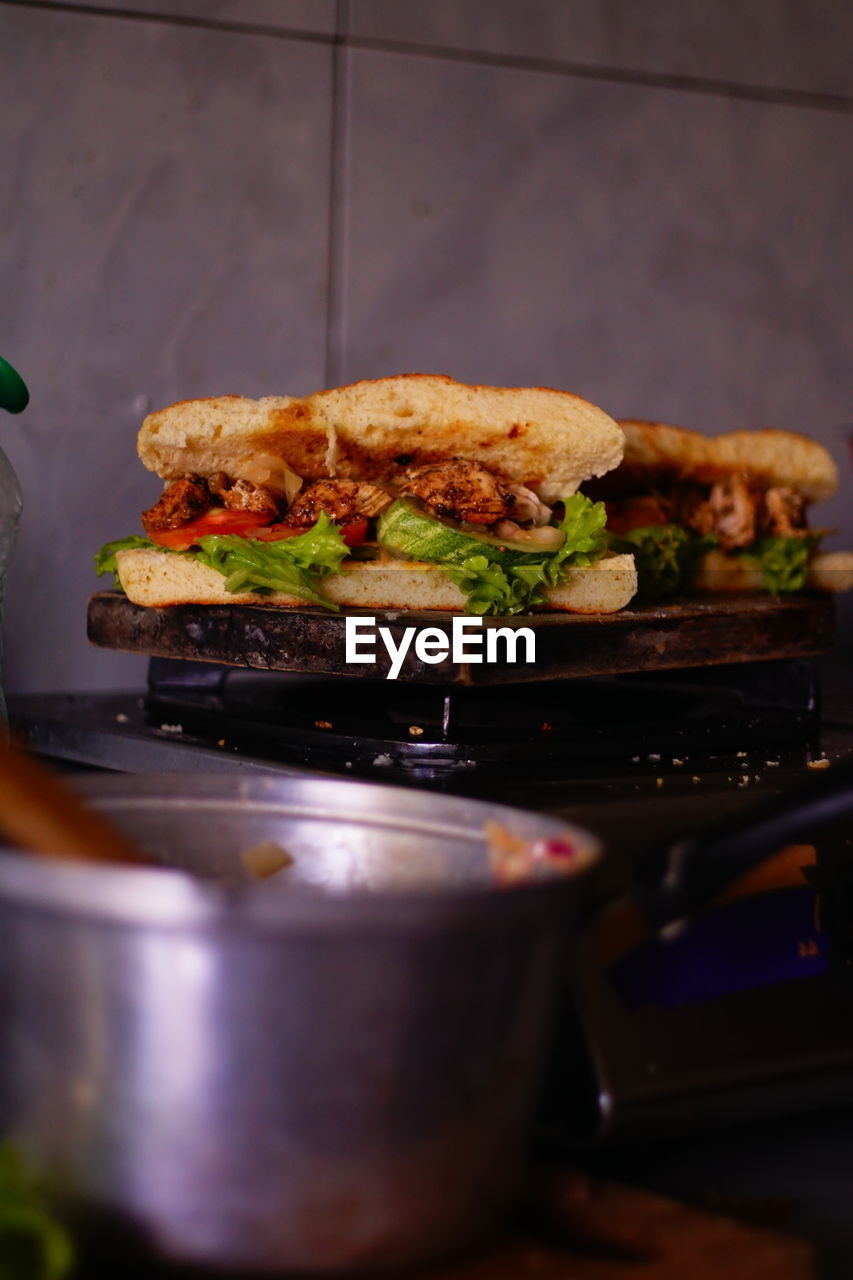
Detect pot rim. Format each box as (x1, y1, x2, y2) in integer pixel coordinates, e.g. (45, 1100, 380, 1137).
(0, 772, 600, 933)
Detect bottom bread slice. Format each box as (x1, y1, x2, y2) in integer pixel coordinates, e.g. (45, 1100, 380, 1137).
(693, 549, 853, 594)
(115, 549, 638, 614)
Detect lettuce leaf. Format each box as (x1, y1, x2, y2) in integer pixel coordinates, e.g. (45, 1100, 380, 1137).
(442, 494, 609, 615)
(94, 515, 350, 610)
(94, 535, 158, 583)
(608, 524, 716, 601)
(443, 556, 542, 617)
(194, 515, 349, 607)
(547, 492, 609, 576)
(0, 1145, 73, 1280)
(742, 534, 818, 594)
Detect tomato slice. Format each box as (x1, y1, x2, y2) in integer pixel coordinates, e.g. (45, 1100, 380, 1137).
(148, 511, 370, 551)
(252, 516, 369, 548)
(148, 509, 270, 549)
(340, 517, 368, 547)
(250, 523, 305, 543)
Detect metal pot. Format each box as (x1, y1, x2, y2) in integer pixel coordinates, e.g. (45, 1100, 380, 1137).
(0, 773, 599, 1274)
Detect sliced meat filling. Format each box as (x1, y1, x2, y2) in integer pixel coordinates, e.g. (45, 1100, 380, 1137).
(679, 476, 758, 550)
(604, 476, 809, 551)
(762, 486, 807, 539)
(284, 479, 393, 527)
(208, 472, 280, 519)
(141, 476, 212, 534)
(402, 460, 517, 526)
(605, 493, 673, 536)
(505, 483, 553, 527)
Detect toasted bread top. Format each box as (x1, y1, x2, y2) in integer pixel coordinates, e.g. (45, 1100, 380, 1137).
(137, 374, 625, 500)
(614, 419, 838, 502)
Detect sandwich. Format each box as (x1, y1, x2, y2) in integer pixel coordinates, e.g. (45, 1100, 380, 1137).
(95, 374, 638, 616)
(584, 419, 853, 599)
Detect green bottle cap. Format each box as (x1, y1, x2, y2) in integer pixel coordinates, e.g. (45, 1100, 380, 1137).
(0, 357, 29, 414)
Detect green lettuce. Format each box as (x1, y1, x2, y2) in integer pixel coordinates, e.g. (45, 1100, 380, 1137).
(741, 534, 818, 594)
(443, 494, 609, 616)
(94, 535, 156, 582)
(95, 515, 350, 610)
(0, 1145, 72, 1280)
(608, 523, 716, 601)
(443, 556, 539, 616)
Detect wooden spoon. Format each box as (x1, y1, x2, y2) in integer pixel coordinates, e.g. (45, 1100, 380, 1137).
(0, 737, 147, 865)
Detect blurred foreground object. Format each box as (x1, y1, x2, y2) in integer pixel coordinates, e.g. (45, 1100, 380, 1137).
(0, 357, 25, 725)
(0, 1145, 72, 1280)
(0, 737, 146, 865)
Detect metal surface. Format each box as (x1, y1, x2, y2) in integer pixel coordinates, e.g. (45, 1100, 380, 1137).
(0, 773, 598, 1274)
(8, 656, 823, 785)
(87, 590, 836, 685)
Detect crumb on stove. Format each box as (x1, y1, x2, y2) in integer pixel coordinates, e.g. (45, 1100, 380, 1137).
(115, 713, 129, 724)
(766, 760, 780, 767)
(655, 777, 664, 787)
(738, 775, 751, 787)
(808, 758, 831, 770)
(345, 761, 352, 768)
(648, 753, 661, 762)
(631, 755, 640, 763)
(672, 758, 685, 767)
(736, 751, 747, 758)
(159, 723, 183, 734)
(691, 775, 701, 783)
(373, 753, 393, 767)
(217, 738, 226, 748)
(540, 722, 553, 733)
(408, 725, 424, 736)
(314, 720, 333, 730)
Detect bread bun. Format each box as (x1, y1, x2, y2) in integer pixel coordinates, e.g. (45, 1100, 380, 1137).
(617, 420, 838, 503)
(693, 549, 853, 593)
(138, 375, 625, 501)
(115, 549, 638, 615)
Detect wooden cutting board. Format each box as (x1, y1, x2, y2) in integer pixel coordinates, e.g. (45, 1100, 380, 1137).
(87, 591, 835, 685)
(419, 1174, 815, 1279)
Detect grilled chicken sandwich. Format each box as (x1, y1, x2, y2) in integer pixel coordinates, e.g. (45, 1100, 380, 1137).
(585, 419, 853, 599)
(96, 374, 637, 616)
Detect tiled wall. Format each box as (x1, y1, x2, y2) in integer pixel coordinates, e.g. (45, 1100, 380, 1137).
(1, 0, 851, 692)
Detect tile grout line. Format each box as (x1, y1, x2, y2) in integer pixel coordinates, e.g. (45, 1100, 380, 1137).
(4, 0, 852, 115)
(323, 0, 349, 390)
(346, 33, 853, 116)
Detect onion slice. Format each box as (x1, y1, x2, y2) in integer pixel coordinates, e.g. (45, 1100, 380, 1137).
(234, 454, 303, 507)
(492, 521, 566, 550)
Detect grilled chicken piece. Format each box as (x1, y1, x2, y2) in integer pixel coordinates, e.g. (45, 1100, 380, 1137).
(141, 476, 211, 533)
(762, 486, 807, 538)
(208, 473, 280, 519)
(506, 483, 553, 526)
(402, 460, 516, 526)
(681, 475, 757, 550)
(605, 493, 673, 536)
(284, 479, 393, 526)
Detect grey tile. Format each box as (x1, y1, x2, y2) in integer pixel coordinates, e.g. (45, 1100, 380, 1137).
(348, 0, 853, 99)
(0, 5, 333, 693)
(28, 0, 336, 37)
(336, 48, 853, 558)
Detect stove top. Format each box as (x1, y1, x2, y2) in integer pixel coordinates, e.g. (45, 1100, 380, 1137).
(8, 655, 834, 786)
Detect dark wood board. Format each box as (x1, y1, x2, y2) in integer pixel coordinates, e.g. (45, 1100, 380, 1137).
(87, 591, 836, 686)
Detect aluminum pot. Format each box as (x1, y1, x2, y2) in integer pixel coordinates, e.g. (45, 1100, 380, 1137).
(0, 773, 599, 1274)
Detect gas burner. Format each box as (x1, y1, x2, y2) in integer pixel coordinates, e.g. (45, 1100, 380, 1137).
(141, 656, 821, 782)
